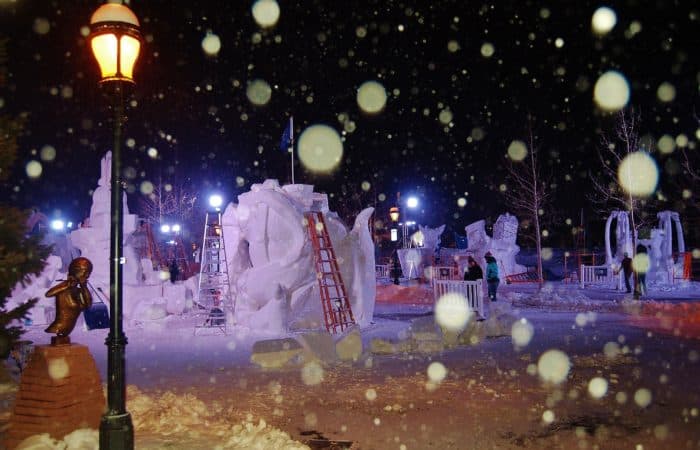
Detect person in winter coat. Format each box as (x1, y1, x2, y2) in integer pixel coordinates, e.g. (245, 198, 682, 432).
(615, 252, 633, 293)
(485, 252, 500, 302)
(464, 256, 483, 281)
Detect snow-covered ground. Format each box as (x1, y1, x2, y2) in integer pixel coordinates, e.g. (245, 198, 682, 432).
(2, 280, 700, 449)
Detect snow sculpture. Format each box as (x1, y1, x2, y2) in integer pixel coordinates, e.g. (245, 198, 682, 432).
(637, 211, 686, 283)
(464, 214, 525, 277)
(70, 152, 140, 285)
(221, 179, 376, 334)
(416, 224, 445, 252)
(604, 210, 633, 265)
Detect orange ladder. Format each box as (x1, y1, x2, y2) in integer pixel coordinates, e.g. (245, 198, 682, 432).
(305, 211, 355, 334)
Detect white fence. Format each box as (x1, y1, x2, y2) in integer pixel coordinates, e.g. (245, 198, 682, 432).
(375, 264, 390, 280)
(433, 280, 485, 319)
(430, 265, 460, 284)
(580, 264, 622, 289)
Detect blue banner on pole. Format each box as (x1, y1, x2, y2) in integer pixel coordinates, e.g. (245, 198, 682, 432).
(280, 119, 292, 152)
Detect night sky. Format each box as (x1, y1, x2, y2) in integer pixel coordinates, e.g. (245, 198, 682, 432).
(1, 0, 698, 246)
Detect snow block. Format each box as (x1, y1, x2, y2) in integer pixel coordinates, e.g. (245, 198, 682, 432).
(295, 332, 337, 364)
(335, 328, 363, 361)
(250, 338, 304, 369)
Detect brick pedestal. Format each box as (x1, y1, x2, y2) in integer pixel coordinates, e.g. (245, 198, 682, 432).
(4, 344, 105, 449)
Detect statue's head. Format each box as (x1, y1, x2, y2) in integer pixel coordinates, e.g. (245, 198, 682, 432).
(68, 257, 93, 283)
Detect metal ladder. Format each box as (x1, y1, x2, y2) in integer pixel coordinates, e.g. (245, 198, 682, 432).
(195, 211, 233, 334)
(304, 211, 355, 334)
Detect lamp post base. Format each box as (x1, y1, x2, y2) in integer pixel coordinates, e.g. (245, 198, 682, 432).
(99, 412, 134, 450)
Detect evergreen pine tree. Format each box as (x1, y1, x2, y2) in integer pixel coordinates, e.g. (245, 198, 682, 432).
(0, 38, 51, 359)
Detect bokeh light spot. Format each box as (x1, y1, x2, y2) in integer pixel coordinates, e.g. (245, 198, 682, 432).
(435, 293, 472, 332)
(511, 318, 534, 348)
(592, 7, 617, 35)
(427, 362, 447, 383)
(594, 71, 630, 111)
(298, 124, 343, 173)
(617, 152, 658, 197)
(507, 140, 528, 161)
(537, 349, 571, 384)
(201, 33, 221, 56)
(588, 377, 609, 398)
(26, 160, 42, 178)
(40, 145, 56, 162)
(357, 80, 387, 114)
(246, 79, 272, 106)
(252, 0, 281, 28)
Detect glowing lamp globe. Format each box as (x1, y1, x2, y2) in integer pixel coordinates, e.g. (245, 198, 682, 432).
(89, 3, 142, 83)
(389, 207, 400, 222)
(407, 197, 418, 208)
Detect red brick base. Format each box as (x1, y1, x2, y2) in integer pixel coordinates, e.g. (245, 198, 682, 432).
(4, 344, 104, 449)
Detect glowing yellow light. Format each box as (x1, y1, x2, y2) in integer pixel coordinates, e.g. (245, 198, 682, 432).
(91, 34, 118, 79)
(252, 0, 280, 28)
(480, 42, 495, 58)
(537, 349, 571, 384)
(435, 293, 472, 332)
(632, 253, 650, 273)
(594, 71, 630, 111)
(592, 7, 617, 35)
(298, 124, 344, 173)
(357, 80, 387, 114)
(246, 79, 272, 106)
(617, 152, 658, 197)
(507, 140, 528, 161)
(26, 160, 42, 178)
(119, 35, 140, 80)
(657, 82, 676, 102)
(202, 33, 222, 56)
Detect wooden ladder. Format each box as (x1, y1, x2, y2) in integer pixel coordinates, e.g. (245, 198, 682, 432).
(305, 211, 355, 334)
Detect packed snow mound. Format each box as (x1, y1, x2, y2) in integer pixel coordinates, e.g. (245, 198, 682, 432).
(127, 386, 309, 449)
(508, 285, 624, 312)
(15, 428, 98, 450)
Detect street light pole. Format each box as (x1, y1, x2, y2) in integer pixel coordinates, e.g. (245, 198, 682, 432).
(88, 3, 142, 448)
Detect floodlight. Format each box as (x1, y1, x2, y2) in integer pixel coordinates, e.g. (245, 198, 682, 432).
(209, 194, 223, 209)
(406, 197, 418, 208)
(160, 224, 171, 233)
(172, 224, 181, 233)
(50, 219, 65, 231)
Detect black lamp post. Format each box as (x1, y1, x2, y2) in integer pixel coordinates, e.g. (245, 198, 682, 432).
(88, 2, 142, 448)
(389, 206, 401, 285)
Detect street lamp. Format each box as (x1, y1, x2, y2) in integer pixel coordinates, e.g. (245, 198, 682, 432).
(389, 206, 401, 285)
(89, 2, 142, 448)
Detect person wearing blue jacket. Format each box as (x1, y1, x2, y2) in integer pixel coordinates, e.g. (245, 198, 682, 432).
(485, 252, 500, 302)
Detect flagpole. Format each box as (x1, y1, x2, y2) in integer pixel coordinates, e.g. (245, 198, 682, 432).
(290, 116, 295, 184)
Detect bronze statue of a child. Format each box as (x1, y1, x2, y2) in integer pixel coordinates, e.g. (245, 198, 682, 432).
(45, 257, 93, 344)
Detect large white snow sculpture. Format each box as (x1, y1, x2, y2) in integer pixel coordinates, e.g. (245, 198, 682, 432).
(220, 179, 376, 334)
(69, 151, 141, 286)
(464, 213, 525, 277)
(637, 210, 686, 283)
(415, 224, 445, 251)
(604, 210, 634, 265)
(604, 209, 686, 284)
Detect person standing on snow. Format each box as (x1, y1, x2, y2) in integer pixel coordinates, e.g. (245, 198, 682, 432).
(464, 256, 483, 281)
(485, 252, 500, 302)
(616, 252, 633, 293)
